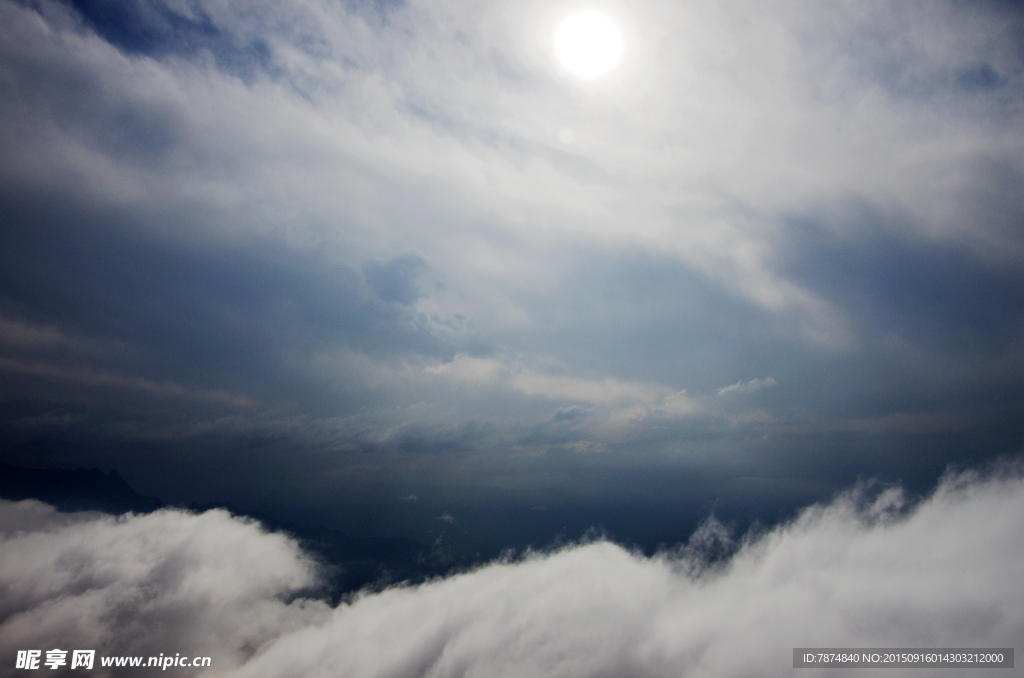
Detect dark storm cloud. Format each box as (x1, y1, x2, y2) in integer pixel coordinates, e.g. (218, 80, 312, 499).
(780, 211, 1024, 410)
(362, 252, 428, 305)
(0, 190, 451, 406)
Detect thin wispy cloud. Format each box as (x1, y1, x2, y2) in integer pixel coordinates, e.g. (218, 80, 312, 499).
(716, 376, 778, 397)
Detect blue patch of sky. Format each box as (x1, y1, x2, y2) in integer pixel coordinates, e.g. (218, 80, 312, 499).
(64, 0, 272, 80)
(956, 62, 1006, 92)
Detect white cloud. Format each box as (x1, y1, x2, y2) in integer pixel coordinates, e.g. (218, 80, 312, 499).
(423, 354, 702, 431)
(2, 464, 1021, 678)
(425, 353, 683, 407)
(510, 370, 671, 406)
(0, 500, 103, 537)
(716, 376, 778, 396)
(0, 502, 330, 678)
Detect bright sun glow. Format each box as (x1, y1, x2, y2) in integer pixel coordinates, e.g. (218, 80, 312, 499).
(554, 10, 624, 80)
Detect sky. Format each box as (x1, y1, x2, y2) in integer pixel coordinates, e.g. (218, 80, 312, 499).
(1, 0, 1023, 553)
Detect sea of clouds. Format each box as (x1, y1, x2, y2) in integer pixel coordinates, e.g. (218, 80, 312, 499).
(2, 462, 1022, 678)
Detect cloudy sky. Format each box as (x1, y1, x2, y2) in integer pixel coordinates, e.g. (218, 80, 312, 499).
(1, 0, 1023, 548)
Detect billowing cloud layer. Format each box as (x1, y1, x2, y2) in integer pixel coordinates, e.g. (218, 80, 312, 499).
(3, 463, 1021, 677)
(0, 501, 329, 677)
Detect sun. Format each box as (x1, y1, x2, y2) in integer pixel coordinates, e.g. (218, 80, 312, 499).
(554, 10, 624, 80)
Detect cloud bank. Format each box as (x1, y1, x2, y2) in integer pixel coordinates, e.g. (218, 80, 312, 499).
(0, 502, 329, 677)
(2, 463, 1022, 677)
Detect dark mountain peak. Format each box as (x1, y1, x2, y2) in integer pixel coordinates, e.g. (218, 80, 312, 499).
(0, 463, 164, 514)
